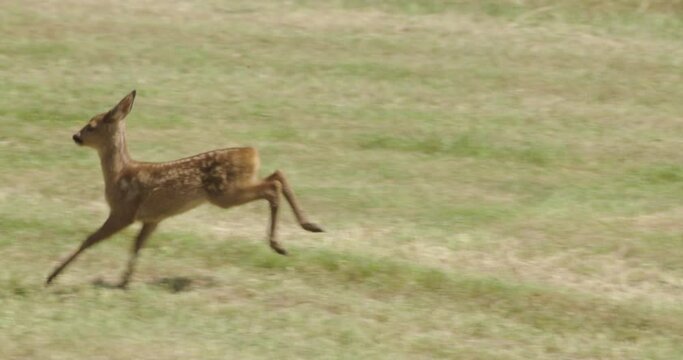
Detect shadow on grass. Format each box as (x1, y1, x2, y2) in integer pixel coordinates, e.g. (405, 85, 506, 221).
(91, 278, 124, 290)
(150, 276, 219, 293)
(86, 275, 219, 293)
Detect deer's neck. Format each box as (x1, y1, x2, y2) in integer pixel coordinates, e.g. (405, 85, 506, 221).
(97, 125, 132, 188)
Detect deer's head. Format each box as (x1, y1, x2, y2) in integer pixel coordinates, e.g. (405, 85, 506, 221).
(73, 90, 136, 149)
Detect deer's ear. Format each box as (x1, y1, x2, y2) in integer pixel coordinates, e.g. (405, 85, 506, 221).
(105, 90, 136, 122)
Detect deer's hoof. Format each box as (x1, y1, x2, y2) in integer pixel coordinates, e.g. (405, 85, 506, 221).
(271, 244, 288, 256)
(302, 223, 324, 233)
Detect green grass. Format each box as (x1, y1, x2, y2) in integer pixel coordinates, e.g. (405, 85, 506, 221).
(1, 0, 683, 358)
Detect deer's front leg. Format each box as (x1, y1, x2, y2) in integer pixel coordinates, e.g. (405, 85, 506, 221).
(46, 214, 133, 285)
(118, 222, 158, 289)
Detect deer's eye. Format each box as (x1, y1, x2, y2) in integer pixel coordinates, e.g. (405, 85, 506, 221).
(85, 125, 95, 132)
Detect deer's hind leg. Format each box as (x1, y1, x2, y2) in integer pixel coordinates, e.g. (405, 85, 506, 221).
(265, 170, 324, 233)
(208, 180, 287, 255)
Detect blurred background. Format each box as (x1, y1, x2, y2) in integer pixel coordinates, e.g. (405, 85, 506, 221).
(1, 0, 682, 358)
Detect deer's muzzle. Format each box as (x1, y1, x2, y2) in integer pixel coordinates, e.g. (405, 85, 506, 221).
(72, 133, 83, 145)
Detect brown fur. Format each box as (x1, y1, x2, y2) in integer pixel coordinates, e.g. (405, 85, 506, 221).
(47, 90, 323, 288)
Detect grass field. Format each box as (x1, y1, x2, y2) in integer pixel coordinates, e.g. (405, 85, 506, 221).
(1, 0, 683, 358)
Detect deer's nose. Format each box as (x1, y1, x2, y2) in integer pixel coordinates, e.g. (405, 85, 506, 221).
(72, 133, 83, 145)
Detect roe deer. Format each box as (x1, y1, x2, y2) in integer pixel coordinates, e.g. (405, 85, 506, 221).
(46, 90, 324, 288)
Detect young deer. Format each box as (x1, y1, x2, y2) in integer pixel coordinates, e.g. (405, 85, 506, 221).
(46, 90, 324, 288)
